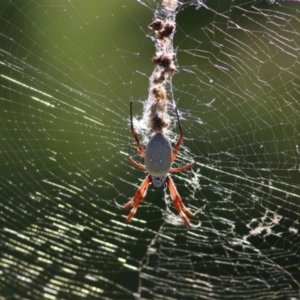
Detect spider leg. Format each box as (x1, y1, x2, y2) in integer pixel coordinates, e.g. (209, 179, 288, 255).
(130, 101, 145, 158)
(128, 146, 146, 170)
(129, 157, 146, 170)
(166, 176, 194, 226)
(172, 106, 184, 162)
(170, 162, 195, 173)
(124, 174, 152, 222)
(170, 154, 208, 173)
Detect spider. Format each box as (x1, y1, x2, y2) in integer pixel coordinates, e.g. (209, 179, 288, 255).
(124, 101, 206, 226)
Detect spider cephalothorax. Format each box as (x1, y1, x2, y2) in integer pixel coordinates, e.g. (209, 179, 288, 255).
(123, 101, 205, 226)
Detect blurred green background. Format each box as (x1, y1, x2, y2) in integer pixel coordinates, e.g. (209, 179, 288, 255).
(1, 0, 300, 299)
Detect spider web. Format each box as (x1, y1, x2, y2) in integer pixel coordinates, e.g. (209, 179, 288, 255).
(1, 0, 300, 299)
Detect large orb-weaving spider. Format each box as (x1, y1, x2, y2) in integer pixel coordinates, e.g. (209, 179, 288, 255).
(124, 101, 205, 226)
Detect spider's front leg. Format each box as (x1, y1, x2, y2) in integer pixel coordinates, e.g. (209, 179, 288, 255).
(130, 101, 145, 158)
(171, 106, 208, 170)
(124, 175, 152, 222)
(171, 106, 184, 162)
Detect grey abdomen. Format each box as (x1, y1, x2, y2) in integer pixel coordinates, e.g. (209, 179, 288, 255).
(145, 133, 172, 177)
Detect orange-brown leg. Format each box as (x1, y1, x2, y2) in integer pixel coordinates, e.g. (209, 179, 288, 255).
(130, 101, 145, 158)
(170, 154, 207, 173)
(128, 145, 146, 170)
(172, 134, 183, 162)
(129, 157, 146, 170)
(166, 176, 194, 226)
(124, 175, 152, 222)
(170, 162, 195, 173)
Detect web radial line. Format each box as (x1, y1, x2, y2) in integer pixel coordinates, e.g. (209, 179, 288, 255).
(198, 163, 300, 199)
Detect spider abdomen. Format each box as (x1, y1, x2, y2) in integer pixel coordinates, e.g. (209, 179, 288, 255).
(145, 133, 172, 178)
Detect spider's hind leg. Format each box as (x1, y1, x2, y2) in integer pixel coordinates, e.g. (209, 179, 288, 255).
(166, 175, 193, 226)
(124, 174, 152, 222)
